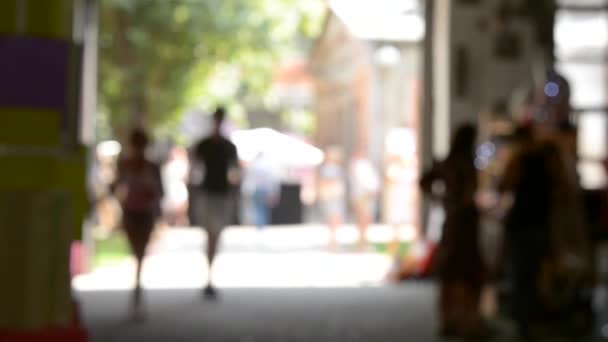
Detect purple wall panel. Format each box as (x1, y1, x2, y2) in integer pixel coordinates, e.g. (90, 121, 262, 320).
(0, 36, 69, 112)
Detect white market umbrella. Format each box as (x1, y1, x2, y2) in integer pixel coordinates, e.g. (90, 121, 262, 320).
(231, 128, 324, 168)
(96, 140, 121, 158)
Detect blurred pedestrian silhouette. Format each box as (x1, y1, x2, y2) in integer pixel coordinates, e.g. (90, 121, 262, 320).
(349, 149, 380, 251)
(420, 124, 485, 338)
(190, 107, 240, 299)
(318, 147, 346, 250)
(242, 151, 280, 234)
(499, 123, 556, 338)
(113, 129, 164, 320)
(549, 122, 591, 302)
(161, 146, 189, 226)
(385, 152, 417, 253)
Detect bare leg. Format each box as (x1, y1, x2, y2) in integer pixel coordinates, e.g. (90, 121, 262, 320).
(389, 223, 401, 255)
(356, 204, 370, 251)
(328, 217, 341, 251)
(206, 232, 221, 278)
(203, 230, 222, 298)
(461, 283, 483, 337)
(133, 257, 144, 308)
(124, 220, 152, 321)
(439, 281, 456, 336)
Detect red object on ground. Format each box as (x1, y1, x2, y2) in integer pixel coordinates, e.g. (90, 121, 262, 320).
(417, 242, 438, 277)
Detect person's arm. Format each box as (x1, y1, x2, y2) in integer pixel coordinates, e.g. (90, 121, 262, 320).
(111, 157, 130, 204)
(227, 144, 241, 185)
(419, 161, 442, 202)
(188, 143, 204, 186)
(153, 162, 165, 199)
(493, 150, 522, 221)
(110, 157, 125, 195)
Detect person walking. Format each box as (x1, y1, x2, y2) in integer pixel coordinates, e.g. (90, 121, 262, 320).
(114, 129, 164, 320)
(385, 153, 417, 253)
(318, 147, 346, 250)
(191, 107, 240, 299)
(349, 149, 380, 251)
(162, 147, 190, 226)
(243, 152, 280, 232)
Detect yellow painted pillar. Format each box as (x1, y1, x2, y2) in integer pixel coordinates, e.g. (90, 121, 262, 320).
(0, 0, 92, 337)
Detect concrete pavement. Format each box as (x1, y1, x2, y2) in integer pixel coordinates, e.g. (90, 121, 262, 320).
(75, 225, 594, 341)
(79, 285, 439, 342)
(74, 225, 414, 290)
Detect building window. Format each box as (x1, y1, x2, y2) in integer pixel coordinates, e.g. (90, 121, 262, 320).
(555, 4, 608, 189)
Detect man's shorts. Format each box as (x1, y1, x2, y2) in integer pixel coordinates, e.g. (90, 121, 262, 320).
(192, 191, 232, 235)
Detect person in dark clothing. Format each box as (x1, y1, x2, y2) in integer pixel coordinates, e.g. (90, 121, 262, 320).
(114, 129, 164, 320)
(499, 124, 557, 339)
(191, 107, 239, 298)
(420, 124, 485, 338)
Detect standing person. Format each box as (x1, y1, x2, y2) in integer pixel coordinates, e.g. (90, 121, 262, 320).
(162, 147, 190, 226)
(191, 107, 239, 299)
(114, 129, 164, 319)
(318, 147, 346, 250)
(349, 150, 380, 251)
(420, 124, 485, 338)
(385, 153, 417, 253)
(498, 124, 556, 339)
(550, 122, 590, 301)
(243, 152, 280, 232)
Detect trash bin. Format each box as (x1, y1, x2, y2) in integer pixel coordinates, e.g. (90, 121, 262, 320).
(271, 183, 302, 225)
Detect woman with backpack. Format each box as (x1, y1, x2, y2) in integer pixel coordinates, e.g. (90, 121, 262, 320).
(114, 129, 164, 319)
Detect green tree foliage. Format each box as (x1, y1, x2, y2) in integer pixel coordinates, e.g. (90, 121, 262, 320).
(98, 0, 325, 141)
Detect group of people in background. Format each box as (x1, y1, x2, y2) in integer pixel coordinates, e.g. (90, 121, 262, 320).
(419, 71, 593, 340)
(107, 105, 420, 318)
(318, 145, 417, 252)
(94, 68, 593, 339)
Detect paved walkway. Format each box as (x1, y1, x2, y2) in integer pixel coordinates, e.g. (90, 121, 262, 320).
(76, 225, 595, 341)
(79, 285, 440, 342)
(79, 285, 594, 342)
(74, 224, 415, 290)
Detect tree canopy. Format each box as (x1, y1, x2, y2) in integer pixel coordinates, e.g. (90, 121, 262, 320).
(98, 0, 325, 141)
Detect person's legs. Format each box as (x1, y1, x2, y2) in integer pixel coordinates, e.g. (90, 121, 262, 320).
(123, 214, 154, 318)
(201, 192, 230, 298)
(355, 200, 371, 251)
(322, 201, 341, 250)
(253, 189, 269, 230)
(205, 230, 221, 290)
(389, 222, 403, 255)
(460, 281, 484, 337)
(512, 268, 533, 338)
(327, 216, 341, 250)
(511, 245, 543, 338)
(450, 281, 470, 334)
(439, 280, 458, 336)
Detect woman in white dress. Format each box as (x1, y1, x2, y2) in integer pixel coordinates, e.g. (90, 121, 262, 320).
(384, 154, 417, 252)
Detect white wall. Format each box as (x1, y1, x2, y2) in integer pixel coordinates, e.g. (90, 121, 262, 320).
(430, 0, 540, 158)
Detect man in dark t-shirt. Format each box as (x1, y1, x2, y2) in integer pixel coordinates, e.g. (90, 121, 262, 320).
(191, 107, 239, 298)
